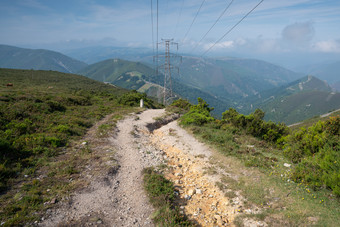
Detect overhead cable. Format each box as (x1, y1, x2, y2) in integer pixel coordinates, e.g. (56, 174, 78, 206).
(150, 0, 155, 56)
(202, 0, 264, 56)
(173, 0, 185, 38)
(181, 0, 206, 44)
(191, 0, 234, 53)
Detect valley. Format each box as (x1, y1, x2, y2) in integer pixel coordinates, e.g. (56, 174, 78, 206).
(1, 1, 340, 226)
(0, 46, 339, 227)
(1, 44, 339, 124)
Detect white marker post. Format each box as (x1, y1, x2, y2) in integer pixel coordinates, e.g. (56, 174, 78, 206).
(140, 99, 144, 108)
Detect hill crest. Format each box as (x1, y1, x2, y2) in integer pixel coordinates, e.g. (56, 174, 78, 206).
(0, 44, 87, 73)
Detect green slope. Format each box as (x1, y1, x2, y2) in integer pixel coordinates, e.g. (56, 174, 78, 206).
(244, 75, 332, 106)
(79, 59, 233, 116)
(289, 109, 340, 130)
(78, 58, 155, 83)
(0, 68, 147, 224)
(242, 76, 340, 124)
(261, 90, 340, 124)
(176, 57, 303, 99)
(64, 46, 152, 64)
(0, 44, 87, 73)
(302, 60, 340, 84)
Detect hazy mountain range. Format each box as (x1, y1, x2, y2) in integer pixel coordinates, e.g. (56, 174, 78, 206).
(1, 44, 339, 124)
(295, 61, 340, 90)
(0, 45, 87, 73)
(242, 75, 340, 124)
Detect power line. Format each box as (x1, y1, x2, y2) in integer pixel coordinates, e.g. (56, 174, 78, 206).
(156, 0, 159, 76)
(150, 0, 155, 57)
(181, 0, 206, 44)
(157, 0, 159, 53)
(202, 0, 265, 57)
(173, 0, 185, 38)
(191, 0, 234, 53)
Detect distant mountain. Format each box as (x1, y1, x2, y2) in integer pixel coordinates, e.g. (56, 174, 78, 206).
(78, 58, 232, 116)
(176, 57, 303, 100)
(295, 60, 340, 91)
(332, 81, 340, 92)
(243, 76, 340, 124)
(64, 46, 153, 64)
(78, 58, 154, 83)
(0, 44, 87, 73)
(296, 61, 340, 83)
(63, 47, 304, 99)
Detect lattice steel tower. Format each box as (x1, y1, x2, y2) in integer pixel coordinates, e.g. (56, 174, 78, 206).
(155, 38, 181, 105)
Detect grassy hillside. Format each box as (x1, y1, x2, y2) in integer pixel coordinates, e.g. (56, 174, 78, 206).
(0, 45, 87, 73)
(176, 57, 302, 99)
(245, 75, 332, 104)
(289, 109, 340, 130)
(302, 60, 340, 84)
(333, 81, 340, 92)
(78, 58, 155, 84)
(0, 68, 160, 225)
(79, 58, 233, 117)
(240, 76, 339, 124)
(64, 46, 153, 64)
(260, 90, 340, 124)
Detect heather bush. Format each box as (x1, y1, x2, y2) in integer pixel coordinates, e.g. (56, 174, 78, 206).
(180, 98, 214, 126)
(222, 108, 288, 143)
(118, 90, 160, 108)
(283, 117, 340, 196)
(166, 98, 192, 114)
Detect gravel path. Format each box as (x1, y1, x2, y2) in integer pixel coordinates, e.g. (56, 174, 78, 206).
(41, 109, 166, 226)
(41, 108, 251, 226)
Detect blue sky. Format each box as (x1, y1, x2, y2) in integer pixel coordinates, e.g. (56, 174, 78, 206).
(0, 0, 339, 67)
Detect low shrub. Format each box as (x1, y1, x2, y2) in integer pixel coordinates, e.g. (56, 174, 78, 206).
(283, 117, 340, 196)
(46, 101, 66, 112)
(283, 121, 328, 163)
(180, 98, 214, 126)
(166, 99, 192, 114)
(118, 90, 159, 108)
(324, 116, 340, 136)
(222, 108, 288, 144)
(292, 143, 340, 196)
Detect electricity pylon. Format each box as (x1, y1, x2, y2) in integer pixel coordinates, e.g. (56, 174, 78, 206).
(155, 38, 182, 105)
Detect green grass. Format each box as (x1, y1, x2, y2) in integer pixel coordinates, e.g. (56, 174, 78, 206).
(0, 44, 87, 73)
(143, 167, 193, 226)
(289, 109, 340, 131)
(260, 90, 340, 125)
(0, 68, 160, 225)
(78, 58, 154, 85)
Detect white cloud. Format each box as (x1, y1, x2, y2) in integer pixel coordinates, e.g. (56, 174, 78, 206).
(203, 41, 234, 50)
(312, 40, 340, 53)
(281, 21, 315, 44)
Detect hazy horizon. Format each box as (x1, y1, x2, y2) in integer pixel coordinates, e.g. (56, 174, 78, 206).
(1, 0, 340, 69)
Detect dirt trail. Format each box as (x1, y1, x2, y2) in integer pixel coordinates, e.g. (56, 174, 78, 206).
(42, 109, 245, 226)
(42, 109, 165, 226)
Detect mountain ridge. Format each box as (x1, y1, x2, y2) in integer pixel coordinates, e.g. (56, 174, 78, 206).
(0, 44, 87, 73)
(78, 58, 232, 116)
(242, 75, 340, 124)
(2, 44, 339, 124)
